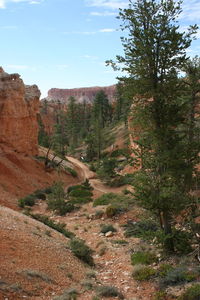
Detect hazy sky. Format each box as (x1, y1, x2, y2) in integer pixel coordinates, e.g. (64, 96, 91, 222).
(0, 0, 200, 98)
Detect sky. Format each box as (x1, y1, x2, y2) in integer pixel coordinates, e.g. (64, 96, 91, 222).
(0, 0, 200, 98)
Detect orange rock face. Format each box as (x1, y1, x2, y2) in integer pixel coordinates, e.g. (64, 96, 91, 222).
(0, 68, 40, 155)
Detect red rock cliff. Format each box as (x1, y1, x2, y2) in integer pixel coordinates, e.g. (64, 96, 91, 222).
(47, 85, 116, 103)
(0, 68, 40, 155)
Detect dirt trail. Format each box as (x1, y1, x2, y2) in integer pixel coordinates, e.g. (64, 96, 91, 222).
(66, 156, 129, 195)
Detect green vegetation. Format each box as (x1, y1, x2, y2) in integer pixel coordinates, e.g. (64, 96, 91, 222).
(100, 224, 117, 234)
(108, 0, 200, 252)
(160, 266, 200, 287)
(132, 265, 156, 281)
(27, 213, 74, 239)
(69, 238, 94, 266)
(131, 251, 157, 265)
(93, 192, 133, 214)
(178, 284, 200, 300)
(47, 181, 75, 215)
(96, 285, 124, 299)
(123, 219, 159, 240)
(53, 288, 78, 300)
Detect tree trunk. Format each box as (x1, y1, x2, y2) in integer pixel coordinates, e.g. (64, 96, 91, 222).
(162, 210, 174, 252)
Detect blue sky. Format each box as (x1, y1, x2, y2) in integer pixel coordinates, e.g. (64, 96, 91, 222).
(0, 0, 200, 98)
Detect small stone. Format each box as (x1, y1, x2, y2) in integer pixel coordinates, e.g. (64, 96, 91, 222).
(105, 231, 114, 237)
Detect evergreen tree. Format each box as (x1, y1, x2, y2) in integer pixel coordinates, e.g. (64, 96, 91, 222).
(109, 0, 198, 251)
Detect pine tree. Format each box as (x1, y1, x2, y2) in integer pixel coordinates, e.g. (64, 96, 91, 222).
(109, 0, 198, 251)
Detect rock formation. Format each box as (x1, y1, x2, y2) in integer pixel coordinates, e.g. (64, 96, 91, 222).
(0, 68, 40, 155)
(47, 85, 116, 104)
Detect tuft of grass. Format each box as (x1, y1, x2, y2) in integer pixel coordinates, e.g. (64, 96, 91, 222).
(96, 285, 124, 299)
(26, 213, 75, 239)
(70, 238, 94, 266)
(178, 284, 200, 300)
(160, 266, 199, 287)
(100, 224, 117, 234)
(132, 264, 156, 281)
(131, 251, 157, 265)
(21, 269, 53, 283)
(53, 288, 78, 300)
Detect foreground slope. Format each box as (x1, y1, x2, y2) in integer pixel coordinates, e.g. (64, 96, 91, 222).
(0, 206, 86, 300)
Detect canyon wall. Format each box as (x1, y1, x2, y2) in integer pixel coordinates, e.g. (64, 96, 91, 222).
(0, 68, 40, 155)
(47, 85, 116, 103)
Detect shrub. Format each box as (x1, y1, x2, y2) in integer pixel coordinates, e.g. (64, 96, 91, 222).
(65, 167, 77, 177)
(178, 284, 200, 300)
(69, 189, 92, 198)
(93, 193, 133, 213)
(160, 266, 198, 287)
(100, 224, 117, 234)
(33, 190, 46, 200)
(69, 197, 91, 205)
(18, 194, 36, 208)
(132, 264, 156, 281)
(96, 285, 124, 299)
(93, 193, 112, 206)
(131, 251, 157, 265)
(28, 213, 74, 239)
(123, 219, 159, 240)
(54, 288, 78, 300)
(82, 179, 94, 191)
(70, 238, 94, 266)
(157, 264, 173, 278)
(42, 186, 53, 194)
(22, 269, 53, 283)
(106, 205, 118, 217)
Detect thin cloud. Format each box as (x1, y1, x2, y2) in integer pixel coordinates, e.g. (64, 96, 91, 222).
(6, 64, 29, 70)
(90, 11, 117, 16)
(0, 0, 43, 8)
(86, 0, 128, 10)
(181, 0, 200, 21)
(99, 28, 115, 32)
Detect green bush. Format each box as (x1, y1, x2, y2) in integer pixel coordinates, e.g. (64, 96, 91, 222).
(28, 213, 75, 239)
(110, 148, 129, 158)
(93, 192, 133, 213)
(178, 284, 200, 300)
(70, 238, 94, 266)
(69, 189, 92, 198)
(34, 190, 46, 200)
(106, 205, 118, 217)
(132, 264, 156, 281)
(93, 193, 113, 206)
(18, 194, 36, 208)
(82, 179, 94, 191)
(42, 186, 53, 194)
(69, 197, 92, 205)
(53, 288, 78, 300)
(47, 182, 75, 215)
(160, 266, 197, 287)
(131, 251, 157, 265)
(67, 185, 84, 193)
(96, 285, 124, 299)
(157, 264, 173, 277)
(100, 224, 117, 234)
(123, 219, 159, 240)
(65, 167, 78, 177)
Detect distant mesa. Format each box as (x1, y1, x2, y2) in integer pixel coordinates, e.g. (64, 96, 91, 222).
(47, 85, 116, 103)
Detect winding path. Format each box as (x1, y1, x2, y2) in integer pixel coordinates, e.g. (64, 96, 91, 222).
(66, 156, 128, 194)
